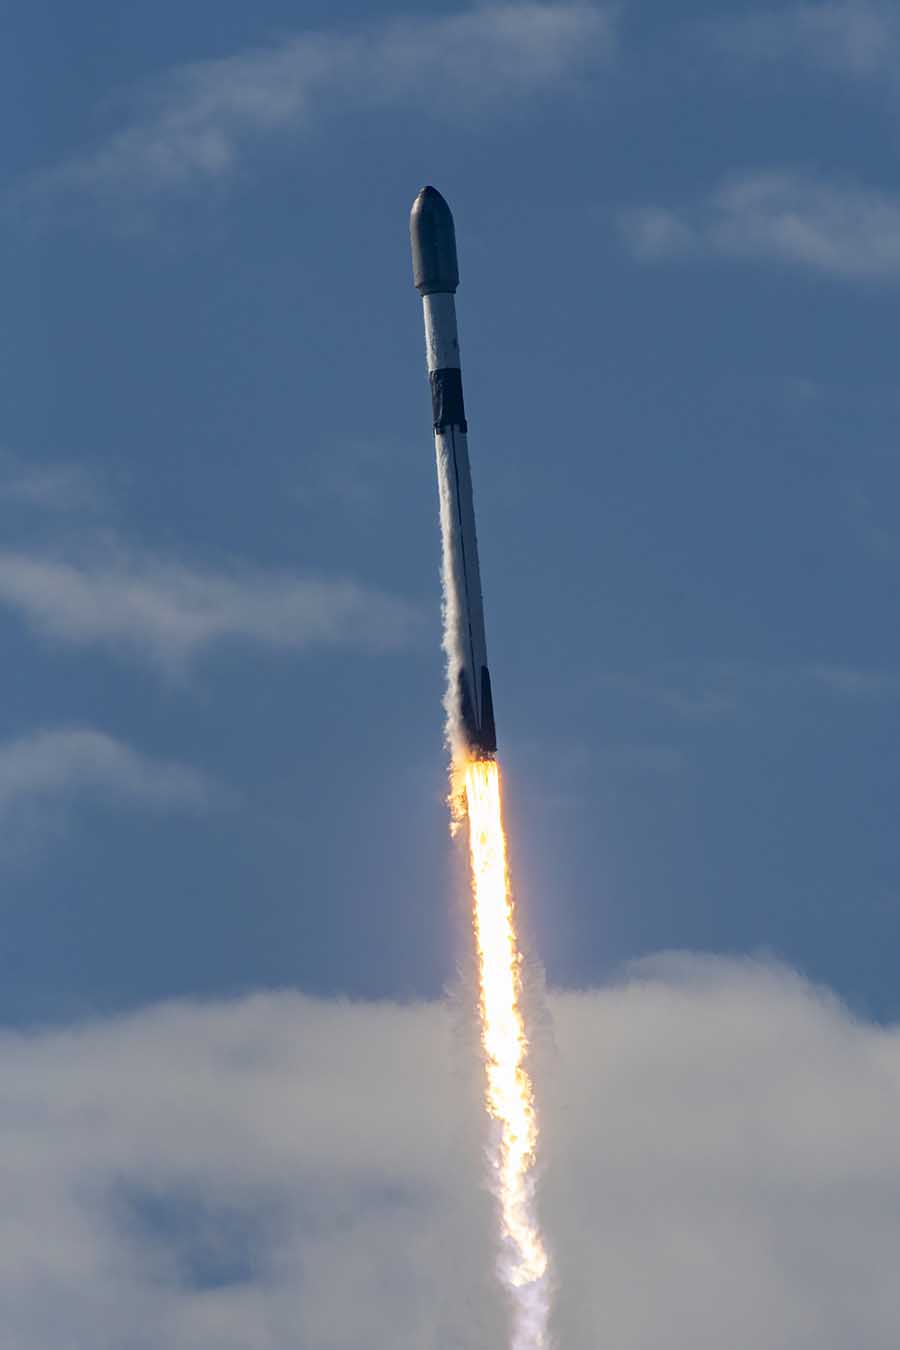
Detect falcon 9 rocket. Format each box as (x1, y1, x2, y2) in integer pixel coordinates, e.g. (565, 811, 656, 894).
(410, 186, 497, 759)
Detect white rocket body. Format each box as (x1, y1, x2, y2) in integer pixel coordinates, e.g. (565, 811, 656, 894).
(411, 188, 497, 758)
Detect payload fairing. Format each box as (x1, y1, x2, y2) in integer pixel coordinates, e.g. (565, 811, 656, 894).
(411, 186, 497, 758)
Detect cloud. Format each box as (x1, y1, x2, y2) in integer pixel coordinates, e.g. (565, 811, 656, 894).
(0, 454, 103, 513)
(0, 727, 218, 820)
(714, 1, 900, 81)
(599, 660, 900, 720)
(623, 169, 900, 282)
(290, 440, 401, 519)
(846, 485, 900, 561)
(27, 4, 617, 205)
(2, 960, 900, 1347)
(807, 664, 900, 696)
(0, 549, 420, 676)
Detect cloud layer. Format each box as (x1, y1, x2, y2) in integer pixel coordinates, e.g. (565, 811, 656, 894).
(3, 959, 900, 1348)
(624, 169, 900, 281)
(30, 4, 617, 203)
(0, 551, 419, 675)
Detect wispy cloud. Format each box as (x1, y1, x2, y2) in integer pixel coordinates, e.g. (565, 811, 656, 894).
(2, 963, 900, 1347)
(0, 549, 420, 676)
(600, 660, 900, 719)
(27, 4, 617, 206)
(597, 665, 744, 721)
(846, 485, 900, 561)
(806, 664, 900, 696)
(0, 727, 217, 819)
(623, 169, 900, 282)
(290, 440, 400, 519)
(0, 452, 103, 513)
(714, 1, 900, 81)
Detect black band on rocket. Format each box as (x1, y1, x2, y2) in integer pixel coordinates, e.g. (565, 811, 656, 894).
(430, 368, 467, 432)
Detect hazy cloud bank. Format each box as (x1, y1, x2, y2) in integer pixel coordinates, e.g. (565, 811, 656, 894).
(3, 960, 900, 1348)
(0, 550, 420, 676)
(623, 169, 900, 282)
(26, 4, 617, 206)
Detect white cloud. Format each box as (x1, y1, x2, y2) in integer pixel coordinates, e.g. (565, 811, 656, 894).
(29, 4, 617, 203)
(2, 960, 900, 1347)
(0, 727, 217, 819)
(715, 1, 900, 80)
(0, 550, 420, 676)
(623, 169, 900, 281)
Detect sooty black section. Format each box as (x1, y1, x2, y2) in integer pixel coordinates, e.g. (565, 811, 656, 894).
(430, 369, 467, 432)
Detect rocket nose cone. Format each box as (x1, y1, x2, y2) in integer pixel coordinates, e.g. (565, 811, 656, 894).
(410, 185, 459, 295)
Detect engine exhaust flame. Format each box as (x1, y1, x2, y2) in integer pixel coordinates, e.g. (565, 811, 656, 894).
(464, 756, 550, 1349)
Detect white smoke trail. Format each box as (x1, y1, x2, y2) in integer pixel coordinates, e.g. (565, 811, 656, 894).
(435, 438, 470, 815)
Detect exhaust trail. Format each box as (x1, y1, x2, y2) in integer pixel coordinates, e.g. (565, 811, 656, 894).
(411, 186, 551, 1349)
(465, 757, 550, 1349)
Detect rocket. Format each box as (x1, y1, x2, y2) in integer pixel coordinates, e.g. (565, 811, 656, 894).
(411, 186, 497, 759)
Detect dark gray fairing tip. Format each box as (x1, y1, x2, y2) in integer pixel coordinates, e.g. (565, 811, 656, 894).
(410, 186, 459, 295)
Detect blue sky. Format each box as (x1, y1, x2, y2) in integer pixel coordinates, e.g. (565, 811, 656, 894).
(4, 0, 899, 1022)
(5, 2, 900, 1344)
